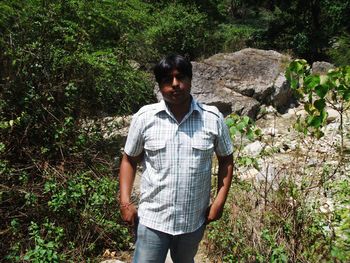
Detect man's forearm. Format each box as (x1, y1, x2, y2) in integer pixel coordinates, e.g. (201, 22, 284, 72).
(205, 154, 234, 224)
(119, 153, 139, 204)
(215, 154, 234, 206)
(119, 153, 142, 225)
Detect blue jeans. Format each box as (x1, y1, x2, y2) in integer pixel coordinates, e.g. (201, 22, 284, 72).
(132, 223, 205, 263)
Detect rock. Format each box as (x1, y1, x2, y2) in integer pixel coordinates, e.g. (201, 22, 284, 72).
(270, 73, 297, 113)
(296, 109, 308, 119)
(243, 141, 265, 156)
(265, 105, 278, 114)
(262, 127, 279, 137)
(319, 197, 335, 213)
(82, 115, 131, 141)
(200, 49, 293, 116)
(240, 163, 277, 183)
(307, 158, 318, 167)
(311, 61, 335, 75)
(326, 108, 340, 123)
(191, 61, 261, 118)
(204, 49, 291, 102)
(239, 167, 260, 180)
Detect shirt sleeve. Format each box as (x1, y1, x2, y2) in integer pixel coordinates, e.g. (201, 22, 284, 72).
(215, 113, 234, 157)
(124, 113, 144, 157)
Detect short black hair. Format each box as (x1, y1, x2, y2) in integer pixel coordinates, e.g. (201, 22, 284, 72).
(153, 54, 192, 84)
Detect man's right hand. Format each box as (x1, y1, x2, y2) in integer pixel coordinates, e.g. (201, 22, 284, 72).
(120, 202, 138, 226)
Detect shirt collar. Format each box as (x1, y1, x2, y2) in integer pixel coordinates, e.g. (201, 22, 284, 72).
(155, 96, 202, 117)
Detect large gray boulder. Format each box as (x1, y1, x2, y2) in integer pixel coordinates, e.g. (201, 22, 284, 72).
(191, 61, 260, 117)
(155, 48, 295, 118)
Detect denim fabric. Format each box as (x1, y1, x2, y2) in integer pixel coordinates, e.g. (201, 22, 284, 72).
(133, 223, 205, 263)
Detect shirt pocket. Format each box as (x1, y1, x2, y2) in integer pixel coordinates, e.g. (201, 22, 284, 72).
(191, 135, 214, 170)
(144, 140, 166, 171)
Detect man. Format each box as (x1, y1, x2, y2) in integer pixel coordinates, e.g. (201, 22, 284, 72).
(119, 54, 233, 263)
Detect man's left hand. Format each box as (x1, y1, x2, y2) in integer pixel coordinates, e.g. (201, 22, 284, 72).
(205, 202, 224, 224)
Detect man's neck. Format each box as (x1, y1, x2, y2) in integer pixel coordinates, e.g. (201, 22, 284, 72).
(167, 99, 191, 123)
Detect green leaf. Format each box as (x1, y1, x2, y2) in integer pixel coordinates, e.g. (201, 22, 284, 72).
(315, 84, 329, 98)
(307, 115, 323, 128)
(246, 129, 255, 141)
(304, 103, 314, 114)
(319, 74, 328, 85)
(314, 99, 326, 111)
(343, 90, 350, 101)
(229, 126, 238, 136)
(225, 118, 234, 127)
(320, 109, 328, 123)
(236, 121, 246, 131)
(290, 78, 299, 89)
(242, 116, 250, 125)
(304, 75, 320, 91)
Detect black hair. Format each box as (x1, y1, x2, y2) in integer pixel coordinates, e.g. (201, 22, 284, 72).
(153, 54, 192, 84)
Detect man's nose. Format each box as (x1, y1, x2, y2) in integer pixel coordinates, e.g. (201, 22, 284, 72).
(172, 77, 179, 87)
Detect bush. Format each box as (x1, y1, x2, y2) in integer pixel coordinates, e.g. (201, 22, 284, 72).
(214, 24, 257, 52)
(328, 32, 350, 66)
(0, 0, 154, 261)
(144, 3, 210, 60)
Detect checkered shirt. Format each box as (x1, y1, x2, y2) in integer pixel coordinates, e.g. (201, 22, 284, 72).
(124, 98, 233, 235)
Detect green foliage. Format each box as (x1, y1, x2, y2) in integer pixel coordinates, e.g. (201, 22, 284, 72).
(3, 166, 131, 262)
(23, 221, 65, 263)
(6, 220, 66, 263)
(286, 59, 350, 147)
(0, 0, 151, 260)
(145, 3, 209, 59)
(261, 229, 288, 263)
(328, 32, 350, 66)
(43, 170, 131, 248)
(226, 114, 261, 141)
(207, 85, 350, 262)
(225, 114, 261, 168)
(1, 0, 155, 160)
(215, 23, 258, 52)
(207, 162, 349, 262)
(327, 178, 350, 261)
(262, 0, 350, 61)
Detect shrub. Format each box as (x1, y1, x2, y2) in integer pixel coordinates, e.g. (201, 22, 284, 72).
(144, 3, 210, 60)
(328, 32, 350, 66)
(214, 24, 258, 52)
(0, 0, 153, 260)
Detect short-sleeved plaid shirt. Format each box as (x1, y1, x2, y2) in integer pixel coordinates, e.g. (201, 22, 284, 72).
(124, 97, 233, 235)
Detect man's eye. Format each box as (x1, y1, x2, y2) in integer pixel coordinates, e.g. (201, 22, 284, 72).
(161, 74, 187, 84)
(176, 74, 186, 80)
(161, 76, 172, 83)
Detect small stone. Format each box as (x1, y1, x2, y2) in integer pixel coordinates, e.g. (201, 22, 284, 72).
(239, 167, 260, 180)
(263, 127, 279, 136)
(326, 108, 340, 123)
(296, 109, 307, 119)
(243, 141, 265, 156)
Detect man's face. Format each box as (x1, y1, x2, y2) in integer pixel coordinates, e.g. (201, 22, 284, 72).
(159, 69, 191, 106)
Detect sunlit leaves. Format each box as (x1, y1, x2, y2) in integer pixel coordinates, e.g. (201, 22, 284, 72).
(286, 60, 350, 139)
(225, 114, 261, 142)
